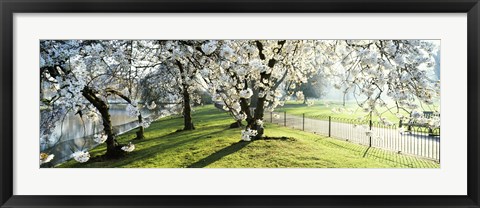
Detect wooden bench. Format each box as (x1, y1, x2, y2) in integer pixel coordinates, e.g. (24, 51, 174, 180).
(399, 111, 440, 136)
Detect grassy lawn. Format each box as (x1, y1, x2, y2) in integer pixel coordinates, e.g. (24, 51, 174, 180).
(275, 101, 404, 123)
(275, 100, 439, 125)
(58, 105, 439, 168)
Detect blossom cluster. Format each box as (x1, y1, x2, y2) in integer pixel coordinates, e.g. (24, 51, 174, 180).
(121, 142, 135, 152)
(72, 151, 90, 163)
(40, 152, 54, 165)
(93, 133, 108, 144)
(141, 119, 152, 128)
(241, 128, 258, 141)
(146, 101, 157, 110)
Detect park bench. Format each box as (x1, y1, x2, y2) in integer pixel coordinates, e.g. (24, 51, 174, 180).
(399, 111, 440, 136)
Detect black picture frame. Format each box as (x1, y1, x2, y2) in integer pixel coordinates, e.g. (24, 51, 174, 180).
(1, 0, 479, 207)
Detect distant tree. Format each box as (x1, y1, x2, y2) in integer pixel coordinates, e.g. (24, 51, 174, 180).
(298, 71, 328, 105)
(132, 40, 207, 130)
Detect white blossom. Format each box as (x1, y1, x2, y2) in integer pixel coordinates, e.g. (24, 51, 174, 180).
(121, 142, 135, 152)
(241, 128, 258, 141)
(40, 153, 54, 165)
(72, 151, 90, 163)
(411, 110, 422, 119)
(231, 102, 241, 113)
(93, 133, 107, 144)
(201, 41, 217, 55)
(428, 117, 440, 128)
(256, 119, 264, 127)
(142, 119, 152, 128)
(220, 45, 235, 61)
(295, 91, 304, 101)
(147, 101, 157, 110)
(239, 88, 253, 99)
(235, 113, 247, 121)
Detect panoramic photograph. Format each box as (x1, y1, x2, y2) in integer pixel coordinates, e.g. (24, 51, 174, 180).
(39, 40, 440, 168)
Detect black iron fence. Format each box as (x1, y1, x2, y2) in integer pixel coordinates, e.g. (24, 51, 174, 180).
(264, 111, 440, 162)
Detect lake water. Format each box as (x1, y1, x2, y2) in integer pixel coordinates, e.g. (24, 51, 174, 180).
(40, 104, 170, 166)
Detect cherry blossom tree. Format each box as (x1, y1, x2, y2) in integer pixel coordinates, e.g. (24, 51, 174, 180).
(321, 40, 440, 127)
(137, 63, 185, 118)
(41, 39, 440, 157)
(117, 40, 162, 139)
(133, 40, 211, 131)
(40, 40, 138, 159)
(195, 39, 439, 139)
(193, 40, 321, 140)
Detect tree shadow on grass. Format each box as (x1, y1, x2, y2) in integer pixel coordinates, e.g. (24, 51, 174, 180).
(187, 136, 293, 168)
(323, 140, 367, 154)
(362, 146, 372, 158)
(76, 127, 231, 168)
(188, 141, 250, 168)
(322, 139, 422, 167)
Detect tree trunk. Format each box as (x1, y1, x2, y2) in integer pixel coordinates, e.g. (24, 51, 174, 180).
(251, 95, 266, 139)
(240, 98, 253, 124)
(182, 88, 195, 130)
(82, 86, 122, 158)
(241, 98, 261, 135)
(136, 114, 145, 140)
(246, 40, 286, 139)
(40, 79, 45, 101)
(250, 89, 259, 107)
(176, 60, 195, 130)
(105, 88, 145, 140)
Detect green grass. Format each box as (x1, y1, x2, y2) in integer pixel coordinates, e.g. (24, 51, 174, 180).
(276, 100, 405, 124)
(58, 105, 439, 168)
(276, 100, 439, 124)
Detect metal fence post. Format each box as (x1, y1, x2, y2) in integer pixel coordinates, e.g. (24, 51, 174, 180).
(284, 111, 286, 126)
(369, 114, 373, 147)
(438, 135, 441, 164)
(270, 112, 273, 123)
(328, 116, 331, 137)
(302, 113, 305, 131)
